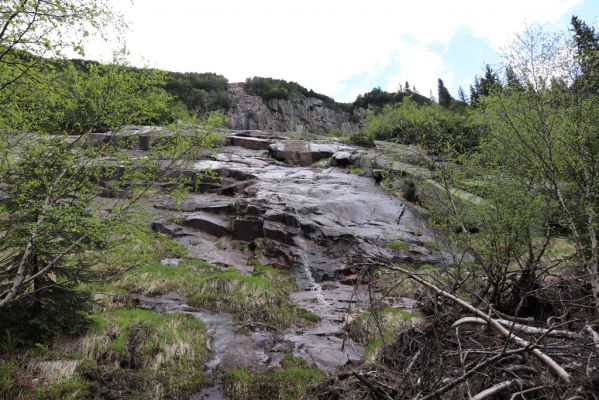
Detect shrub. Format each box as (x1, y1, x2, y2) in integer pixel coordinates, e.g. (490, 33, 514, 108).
(362, 98, 480, 154)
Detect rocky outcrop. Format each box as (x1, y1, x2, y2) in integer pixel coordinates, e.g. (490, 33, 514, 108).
(228, 83, 362, 134)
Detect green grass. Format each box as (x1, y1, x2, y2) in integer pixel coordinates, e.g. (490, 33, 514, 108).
(81, 308, 208, 398)
(31, 377, 89, 400)
(118, 263, 318, 328)
(223, 356, 325, 400)
(382, 241, 409, 250)
(349, 307, 422, 346)
(86, 308, 207, 368)
(349, 166, 365, 175)
(0, 361, 18, 399)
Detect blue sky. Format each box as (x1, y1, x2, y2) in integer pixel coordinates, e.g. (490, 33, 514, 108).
(89, 0, 598, 102)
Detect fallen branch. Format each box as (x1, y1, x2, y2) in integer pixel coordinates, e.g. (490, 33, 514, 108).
(352, 372, 393, 400)
(472, 380, 522, 400)
(509, 386, 545, 400)
(452, 317, 583, 340)
(419, 348, 531, 400)
(378, 260, 573, 383)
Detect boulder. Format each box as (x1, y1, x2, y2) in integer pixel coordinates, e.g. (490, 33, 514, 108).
(229, 135, 274, 150)
(182, 212, 231, 237)
(268, 141, 342, 166)
(331, 151, 352, 167)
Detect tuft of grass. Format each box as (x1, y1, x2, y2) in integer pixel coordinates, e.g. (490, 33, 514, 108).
(349, 166, 365, 175)
(382, 241, 408, 251)
(31, 377, 89, 400)
(80, 308, 208, 398)
(85, 309, 208, 370)
(223, 356, 325, 400)
(349, 307, 422, 346)
(0, 361, 19, 399)
(251, 262, 297, 293)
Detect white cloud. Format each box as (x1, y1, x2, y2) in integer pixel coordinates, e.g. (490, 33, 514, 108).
(84, 0, 584, 101)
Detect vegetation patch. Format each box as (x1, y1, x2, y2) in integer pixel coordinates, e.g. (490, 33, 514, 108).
(118, 263, 318, 328)
(81, 309, 208, 398)
(382, 241, 408, 251)
(349, 308, 423, 347)
(223, 355, 325, 400)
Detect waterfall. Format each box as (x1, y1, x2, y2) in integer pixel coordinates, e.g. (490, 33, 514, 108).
(292, 208, 327, 306)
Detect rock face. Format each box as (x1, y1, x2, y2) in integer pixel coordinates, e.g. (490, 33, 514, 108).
(114, 129, 451, 380)
(228, 83, 361, 134)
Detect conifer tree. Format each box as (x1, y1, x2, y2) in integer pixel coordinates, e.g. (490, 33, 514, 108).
(437, 78, 452, 107)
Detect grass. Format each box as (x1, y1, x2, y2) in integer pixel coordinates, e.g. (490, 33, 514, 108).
(117, 262, 319, 328)
(1, 307, 208, 400)
(349, 307, 422, 347)
(31, 377, 89, 400)
(382, 241, 409, 251)
(85, 309, 208, 369)
(223, 355, 325, 400)
(349, 166, 365, 175)
(81, 308, 208, 398)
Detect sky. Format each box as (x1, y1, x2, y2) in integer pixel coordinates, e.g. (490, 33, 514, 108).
(86, 0, 598, 102)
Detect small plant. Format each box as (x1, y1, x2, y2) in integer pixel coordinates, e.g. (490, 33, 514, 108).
(382, 241, 408, 250)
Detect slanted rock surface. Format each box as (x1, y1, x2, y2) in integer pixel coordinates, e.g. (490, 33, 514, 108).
(91, 128, 453, 394)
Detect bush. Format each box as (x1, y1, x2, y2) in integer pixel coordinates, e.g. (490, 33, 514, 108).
(362, 98, 480, 154)
(164, 71, 231, 116)
(244, 77, 353, 112)
(223, 356, 325, 400)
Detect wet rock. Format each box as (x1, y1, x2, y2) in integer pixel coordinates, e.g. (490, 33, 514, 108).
(263, 220, 296, 245)
(183, 212, 231, 237)
(372, 169, 384, 184)
(151, 221, 188, 237)
(232, 218, 264, 241)
(157, 194, 237, 214)
(263, 210, 299, 226)
(230, 135, 274, 150)
(330, 151, 352, 167)
(268, 141, 347, 166)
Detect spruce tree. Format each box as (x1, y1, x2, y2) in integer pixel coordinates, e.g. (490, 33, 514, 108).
(457, 86, 468, 104)
(437, 78, 452, 107)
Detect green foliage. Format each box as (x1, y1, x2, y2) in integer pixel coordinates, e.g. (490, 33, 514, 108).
(223, 358, 325, 400)
(86, 309, 207, 366)
(349, 308, 422, 345)
(353, 87, 429, 110)
(437, 78, 453, 107)
(55, 62, 174, 133)
(32, 377, 90, 400)
(0, 3, 221, 345)
(348, 132, 375, 147)
(362, 98, 480, 154)
(244, 77, 353, 112)
(382, 241, 409, 250)
(164, 71, 231, 116)
(0, 362, 18, 399)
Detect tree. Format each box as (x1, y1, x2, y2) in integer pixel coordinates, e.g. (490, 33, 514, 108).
(457, 86, 468, 104)
(437, 78, 452, 107)
(473, 22, 599, 310)
(0, 1, 221, 341)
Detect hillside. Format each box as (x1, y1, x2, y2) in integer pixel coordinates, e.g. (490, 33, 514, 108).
(1, 2, 599, 400)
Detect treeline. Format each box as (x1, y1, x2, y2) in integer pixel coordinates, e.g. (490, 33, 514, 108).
(244, 76, 354, 112)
